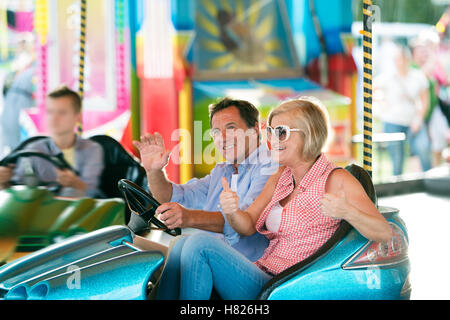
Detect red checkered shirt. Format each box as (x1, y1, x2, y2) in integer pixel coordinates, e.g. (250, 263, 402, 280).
(255, 153, 341, 275)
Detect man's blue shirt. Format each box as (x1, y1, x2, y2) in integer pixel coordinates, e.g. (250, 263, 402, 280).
(170, 143, 278, 262)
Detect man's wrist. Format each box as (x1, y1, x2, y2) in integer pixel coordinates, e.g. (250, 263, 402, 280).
(146, 168, 165, 176)
(147, 168, 168, 186)
(187, 210, 225, 233)
(183, 207, 193, 227)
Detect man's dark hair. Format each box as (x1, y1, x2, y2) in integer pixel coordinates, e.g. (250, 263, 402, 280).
(47, 85, 82, 113)
(209, 97, 259, 128)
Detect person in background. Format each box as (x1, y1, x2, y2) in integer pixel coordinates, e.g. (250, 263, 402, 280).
(0, 86, 104, 198)
(411, 31, 449, 167)
(0, 33, 37, 155)
(374, 44, 432, 176)
(0, 44, 36, 155)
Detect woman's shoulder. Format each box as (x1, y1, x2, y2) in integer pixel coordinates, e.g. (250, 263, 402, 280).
(326, 166, 347, 183)
(326, 167, 366, 194)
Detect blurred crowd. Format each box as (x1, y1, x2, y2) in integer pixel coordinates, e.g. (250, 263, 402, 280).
(374, 27, 450, 176)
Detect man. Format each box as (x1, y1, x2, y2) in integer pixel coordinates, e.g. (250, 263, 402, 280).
(133, 98, 277, 262)
(0, 86, 104, 198)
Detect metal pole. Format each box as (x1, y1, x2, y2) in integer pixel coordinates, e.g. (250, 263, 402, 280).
(77, 0, 87, 135)
(362, 0, 373, 177)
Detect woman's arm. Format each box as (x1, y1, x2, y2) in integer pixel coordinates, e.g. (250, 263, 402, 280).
(220, 167, 284, 236)
(321, 169, 393, 243)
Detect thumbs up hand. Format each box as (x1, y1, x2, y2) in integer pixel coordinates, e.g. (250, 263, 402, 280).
(220, 177, 240, 216)
(320, 182, 349, 220)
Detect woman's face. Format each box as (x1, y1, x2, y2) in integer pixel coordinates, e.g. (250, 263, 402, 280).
(268, 112, 304, 166)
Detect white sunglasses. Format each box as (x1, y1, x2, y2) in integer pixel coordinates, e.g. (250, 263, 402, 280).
(266, 125, 301, 142)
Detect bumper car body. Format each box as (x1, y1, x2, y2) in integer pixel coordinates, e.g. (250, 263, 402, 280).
(0, 226, 163, 300)
(259, 207, 410, 300)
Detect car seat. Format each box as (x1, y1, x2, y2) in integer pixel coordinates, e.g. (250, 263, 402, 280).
(89, 135, 148, 224)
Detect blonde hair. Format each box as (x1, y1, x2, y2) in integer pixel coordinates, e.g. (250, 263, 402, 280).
(268, 97, 330, 161)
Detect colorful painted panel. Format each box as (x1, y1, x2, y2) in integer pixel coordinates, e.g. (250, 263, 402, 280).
(24, 0, 131, 141)
(194, 0, 300, 77)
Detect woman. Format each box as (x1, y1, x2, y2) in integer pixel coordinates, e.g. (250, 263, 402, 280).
(156, 97, 392, 300)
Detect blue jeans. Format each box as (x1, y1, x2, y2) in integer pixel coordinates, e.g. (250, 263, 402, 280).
(156, 233, 272, 300)
(384, 122, 432, 176)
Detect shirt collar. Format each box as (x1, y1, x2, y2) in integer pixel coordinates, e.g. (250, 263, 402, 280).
(280, 153, 329, 190)
(47, 134, 82, 154)
(224, 143, 271, 172)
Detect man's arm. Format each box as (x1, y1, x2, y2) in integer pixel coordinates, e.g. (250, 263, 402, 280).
(410, 88, 430, 134)
(156, 203, 225, 233)
(419, 88, 430, 121)
(146, 169, 173, 204)
(410, 70, 431, 133)
(155, 169, 225, 233)
(133, 133, 173, 203)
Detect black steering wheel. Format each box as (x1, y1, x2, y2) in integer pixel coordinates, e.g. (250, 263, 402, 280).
(118, 179, 181, 237)
(0, 150, 77, 192)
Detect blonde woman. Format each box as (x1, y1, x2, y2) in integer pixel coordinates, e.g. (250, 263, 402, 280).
(156, 97, 392, 300)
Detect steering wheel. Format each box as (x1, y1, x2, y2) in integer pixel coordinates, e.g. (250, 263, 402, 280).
(118, 179, 181, 237)
(0, 150, 77, 192)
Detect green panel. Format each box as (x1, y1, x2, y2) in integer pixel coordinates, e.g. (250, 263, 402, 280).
(0, 187, 56, 236)
(193, 97, 219, 178)
(48, 198, 97, 233)
(0, 186, 126, 260)
(68, 199, 125, 234)
(26, 198, 72, 234)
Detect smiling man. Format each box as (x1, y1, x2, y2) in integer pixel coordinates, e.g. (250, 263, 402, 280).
(133, 97, 277, 262)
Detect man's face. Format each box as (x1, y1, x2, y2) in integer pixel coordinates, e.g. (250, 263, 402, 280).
(46, 97, 80, 136)
(210, 106, 258, 164)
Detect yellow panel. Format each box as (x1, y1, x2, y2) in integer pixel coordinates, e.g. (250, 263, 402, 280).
(255, 15, 273, 40)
